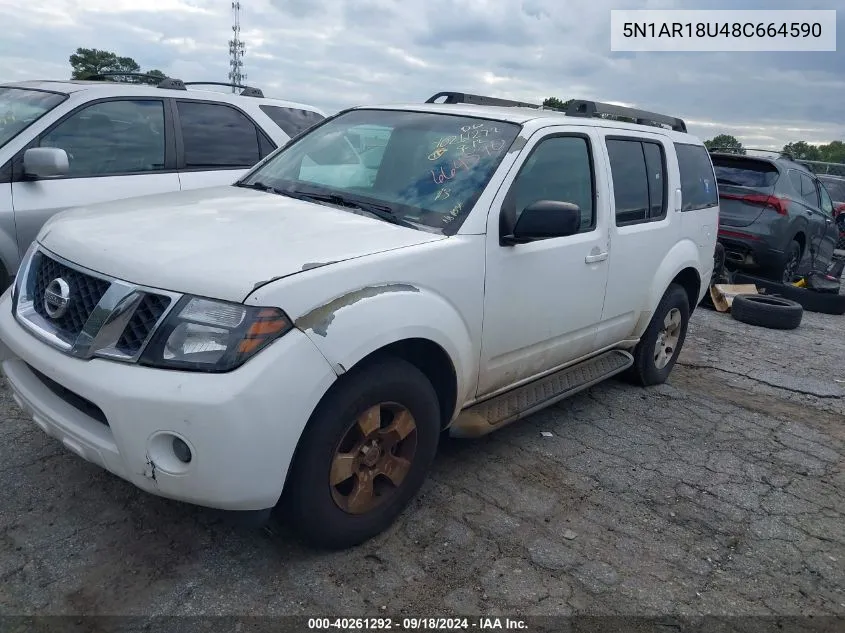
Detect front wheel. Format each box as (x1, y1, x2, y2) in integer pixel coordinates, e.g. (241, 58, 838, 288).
(282, 357, 441, 549)
(627, 284, 690, 386)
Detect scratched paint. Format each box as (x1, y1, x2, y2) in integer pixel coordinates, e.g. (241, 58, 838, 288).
(295, 284, 420, 337)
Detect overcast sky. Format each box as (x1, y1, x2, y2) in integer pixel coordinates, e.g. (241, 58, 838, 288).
(1, 0, 842, 149)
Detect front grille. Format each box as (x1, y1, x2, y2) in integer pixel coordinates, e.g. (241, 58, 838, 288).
(116, 293, 171, 356)
(32, 253, 110, 341)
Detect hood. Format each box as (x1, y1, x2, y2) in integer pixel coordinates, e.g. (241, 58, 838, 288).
(38, 185, 445, 302)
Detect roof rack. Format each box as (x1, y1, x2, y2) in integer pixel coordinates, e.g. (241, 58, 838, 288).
(565, 100, 687, 133)
(182, 81, 264, 98)
(426, 91, 541, 109)
(82, 72, 187, 90)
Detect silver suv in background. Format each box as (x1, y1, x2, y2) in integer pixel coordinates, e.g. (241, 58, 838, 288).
(0, 74, 326, 290)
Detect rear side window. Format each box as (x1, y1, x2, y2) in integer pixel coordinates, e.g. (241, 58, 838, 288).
(675, 143, 718, 211)
(606, 138, 667, 225)
(176, 101, 261, 168)
(819, 177, 845, 202)
(259, 105, 325, 138)
(712, 156, 778, 189)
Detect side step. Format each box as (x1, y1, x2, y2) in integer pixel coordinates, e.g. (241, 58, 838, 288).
(449, 349, 634, 438)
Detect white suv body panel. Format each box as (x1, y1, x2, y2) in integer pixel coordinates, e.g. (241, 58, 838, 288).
(0, 81, 325, 277)
(0, 102, 717, 512)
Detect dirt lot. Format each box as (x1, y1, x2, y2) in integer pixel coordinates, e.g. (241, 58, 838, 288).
(1, 298, 843, 619)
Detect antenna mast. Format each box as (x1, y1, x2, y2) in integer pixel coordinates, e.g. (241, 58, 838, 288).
(228, 1, 246, 91)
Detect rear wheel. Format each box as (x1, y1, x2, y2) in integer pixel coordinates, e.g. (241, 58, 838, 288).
(283, 357, 441, 549)
(627, 284, 690, 386)
(779, 240, 801, 284)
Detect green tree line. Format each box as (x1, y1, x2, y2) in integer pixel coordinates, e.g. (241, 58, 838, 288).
(703, 134, 845, 164)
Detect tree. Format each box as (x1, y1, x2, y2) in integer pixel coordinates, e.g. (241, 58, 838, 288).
(69, 48, 141, 80)
(704, 134, 745, 154)
(819, 141, 845, 164)
(140, 69, 167, 85)
(543, 97, 573, 111)
(782, 141, 821, 161)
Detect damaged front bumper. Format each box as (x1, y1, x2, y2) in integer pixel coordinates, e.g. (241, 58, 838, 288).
(0, 288, 337, 512)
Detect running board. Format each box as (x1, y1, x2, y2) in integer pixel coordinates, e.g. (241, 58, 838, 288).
(449, 349, 634, 438)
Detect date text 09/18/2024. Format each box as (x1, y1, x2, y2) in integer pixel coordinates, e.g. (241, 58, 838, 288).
(307, 617, 529, 630)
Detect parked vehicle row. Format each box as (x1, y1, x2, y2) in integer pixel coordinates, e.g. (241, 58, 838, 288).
(0, 74, 326, 290)
(0, 92, 718, 548)
(709, 149, 840, 282)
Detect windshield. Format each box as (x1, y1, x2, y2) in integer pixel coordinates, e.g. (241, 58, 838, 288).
(240, 109, 522, 232)
(819, 176, 845, 203)
(0, 87, 67, 149)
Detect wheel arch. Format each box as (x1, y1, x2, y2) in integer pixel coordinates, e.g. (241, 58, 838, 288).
(291, 283, 476, 428)
(633, 239, 703, 337)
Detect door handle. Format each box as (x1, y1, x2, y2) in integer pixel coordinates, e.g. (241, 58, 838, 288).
(585, 251, 608, 264)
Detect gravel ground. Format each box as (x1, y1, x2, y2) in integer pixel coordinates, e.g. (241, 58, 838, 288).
(0, 298, 843, 619)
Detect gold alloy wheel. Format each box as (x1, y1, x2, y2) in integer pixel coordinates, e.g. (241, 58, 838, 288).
(329, 402, 418, 515)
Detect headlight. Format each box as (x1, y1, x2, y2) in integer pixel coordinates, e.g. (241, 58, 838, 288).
(139, 296, 293, 372)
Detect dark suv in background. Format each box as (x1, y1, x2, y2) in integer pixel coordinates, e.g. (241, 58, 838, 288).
(711, 149, 839, 282)
(817, 174, 845, 251)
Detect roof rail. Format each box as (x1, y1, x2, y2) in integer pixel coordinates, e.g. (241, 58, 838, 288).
(81, 72, 187, 90)
(709, 147, 794, 160)
(565, 99, 687, 133)
(426, 91, 541, 109)
(182, 82, 264, 97)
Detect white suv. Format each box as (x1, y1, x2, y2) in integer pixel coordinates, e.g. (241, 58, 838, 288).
(0, 75, 326, 289)
(0, 93, 718, 549)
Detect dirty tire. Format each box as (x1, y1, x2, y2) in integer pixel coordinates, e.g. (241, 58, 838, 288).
(730, 294, 803, 330)
(282, 356, 440, 550)
(627, 283, 690, 387)
(779, 240, 802, 284)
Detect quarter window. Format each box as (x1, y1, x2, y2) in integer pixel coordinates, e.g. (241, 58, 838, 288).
(800, 173, 820, 208)
(39, 100, 165, 177)
(176, 101, 261, 168)
(509, 135, 595, 233)
(819, 182, 834, 217)
(675, 142, 718, 212)
(607, 138, 667, 225)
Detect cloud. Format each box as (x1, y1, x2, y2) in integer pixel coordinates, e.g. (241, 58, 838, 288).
(0, 0, 843, 149)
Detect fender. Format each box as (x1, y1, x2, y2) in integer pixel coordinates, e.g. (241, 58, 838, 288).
(632, 238, 702, 338)
(292, 283, 477, 416)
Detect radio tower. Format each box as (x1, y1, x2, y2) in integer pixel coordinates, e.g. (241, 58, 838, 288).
(228, 1, 246, 91)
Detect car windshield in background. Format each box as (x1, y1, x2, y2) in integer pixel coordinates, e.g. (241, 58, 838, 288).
(819, 176, 845, 202)
(712, 157, 779, 189)
(240, 109, 521, 232)
(0, 87, 67, 149)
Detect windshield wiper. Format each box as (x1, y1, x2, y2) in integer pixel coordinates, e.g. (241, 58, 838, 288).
(287, 189, 418, 229)
(235, 180, 284, 195)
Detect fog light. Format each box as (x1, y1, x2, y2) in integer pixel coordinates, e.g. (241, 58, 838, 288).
(172, 436, 192, 463)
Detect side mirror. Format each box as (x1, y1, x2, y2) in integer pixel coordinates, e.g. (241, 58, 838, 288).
(502, 200, 581, 245)
(23, 147, 69, 179)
